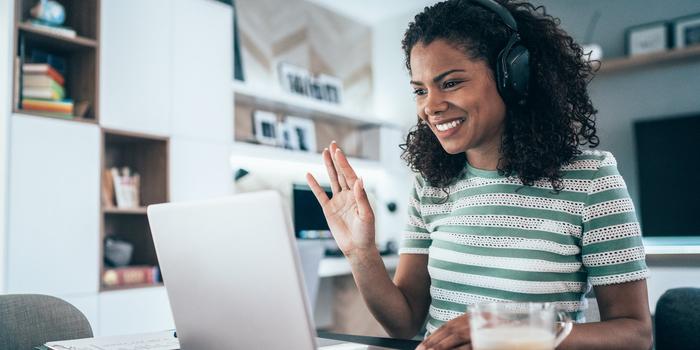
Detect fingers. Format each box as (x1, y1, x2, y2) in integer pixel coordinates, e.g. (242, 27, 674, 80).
(353, 177, 373, 221)
(322, 148, 341, 194)
(332, 143, 359, 189)
(418, 316, 471, 350)
(306, 173, 330, 207)
(418, 335, 470, 350)
(329, 142, 350, 190)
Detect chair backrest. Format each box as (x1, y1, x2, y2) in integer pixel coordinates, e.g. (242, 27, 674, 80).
(0, 294, 93, 349)
(654, 287, 700, 350)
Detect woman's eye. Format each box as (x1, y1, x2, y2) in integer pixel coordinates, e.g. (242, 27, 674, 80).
(412, 88, 427, 96)
(443, 80, 462, 89)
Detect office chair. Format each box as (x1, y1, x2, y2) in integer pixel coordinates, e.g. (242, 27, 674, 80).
(654, 287, 700, 350)
(0, 294, 93, 349)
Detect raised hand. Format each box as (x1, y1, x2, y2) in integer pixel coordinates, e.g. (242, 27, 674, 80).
(305, 141, 376, 258)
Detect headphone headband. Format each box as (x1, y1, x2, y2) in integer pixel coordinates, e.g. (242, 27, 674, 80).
(470, 0, 518, 32)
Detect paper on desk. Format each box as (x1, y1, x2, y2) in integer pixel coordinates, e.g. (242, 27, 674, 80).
(45, 330, 179, 350)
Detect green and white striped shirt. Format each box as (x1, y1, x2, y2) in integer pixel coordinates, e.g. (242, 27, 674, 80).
(400, 150, 649, 334)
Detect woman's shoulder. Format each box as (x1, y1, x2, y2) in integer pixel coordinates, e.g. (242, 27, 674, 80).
(562, 149, 617, 172)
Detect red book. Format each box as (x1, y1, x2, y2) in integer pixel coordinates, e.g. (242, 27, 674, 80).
(22, 63, 65, 85)
(102, 266, 159, 287)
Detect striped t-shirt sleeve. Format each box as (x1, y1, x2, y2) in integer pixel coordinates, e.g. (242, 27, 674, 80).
(581, 152, 649, 285)
(399, 175, 432, 254)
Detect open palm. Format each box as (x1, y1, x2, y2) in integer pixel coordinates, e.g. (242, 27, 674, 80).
(306, 142, 375, 256)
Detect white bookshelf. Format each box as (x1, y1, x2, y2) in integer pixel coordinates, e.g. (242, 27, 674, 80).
(232, 80, 390, 127)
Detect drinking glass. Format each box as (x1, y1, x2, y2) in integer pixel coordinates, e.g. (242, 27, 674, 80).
(469, 302, 573, 350)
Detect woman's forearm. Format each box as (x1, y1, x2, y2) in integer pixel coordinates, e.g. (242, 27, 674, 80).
(559, 318, 653, 350)
(346, 248, 423, 338)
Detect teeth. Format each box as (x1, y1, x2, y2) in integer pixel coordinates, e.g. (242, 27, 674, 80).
(436, 119, 462, 131)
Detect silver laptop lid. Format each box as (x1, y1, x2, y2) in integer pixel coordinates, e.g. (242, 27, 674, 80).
(147, 191, 317, 350)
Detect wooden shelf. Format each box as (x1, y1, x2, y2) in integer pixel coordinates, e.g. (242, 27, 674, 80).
(103, 207, 148, 215)
(598, 45, 700, 74)
(18, 22, 98, 51)
(101, 282, 164, 292)
(233, 80, 392, 127)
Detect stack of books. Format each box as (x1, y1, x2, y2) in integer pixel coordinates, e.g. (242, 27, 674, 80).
(21, 63, 74, 117)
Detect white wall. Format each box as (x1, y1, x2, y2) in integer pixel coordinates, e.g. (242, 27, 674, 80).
(0, 0, 14, 293)
(371, 9, 419, 130)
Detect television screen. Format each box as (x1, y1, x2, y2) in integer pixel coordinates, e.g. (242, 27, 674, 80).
(634, 114, 700, 236)
(293, 184, 333, 239)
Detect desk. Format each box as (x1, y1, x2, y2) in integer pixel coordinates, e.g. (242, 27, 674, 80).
(40, 331, 422, 350)
(318, 331, 421, 350)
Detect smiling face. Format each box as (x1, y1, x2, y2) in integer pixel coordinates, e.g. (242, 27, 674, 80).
(410, 39, 507, 158)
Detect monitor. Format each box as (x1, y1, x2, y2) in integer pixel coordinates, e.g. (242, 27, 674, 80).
(634, 113, 700, 237)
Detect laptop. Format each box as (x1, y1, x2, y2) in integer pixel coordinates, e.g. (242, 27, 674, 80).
(147, 191, 391, 349)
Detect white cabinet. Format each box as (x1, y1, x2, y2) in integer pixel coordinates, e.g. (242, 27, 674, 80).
(99, 287, 174, 336)
(170, 0, 232, 143)
(169, 137, 232, 202)
(99, 0, 172, 136)
(7, 115, 100, 295)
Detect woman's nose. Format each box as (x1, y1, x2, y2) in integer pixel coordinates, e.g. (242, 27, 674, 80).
(423, 91, 448, 116)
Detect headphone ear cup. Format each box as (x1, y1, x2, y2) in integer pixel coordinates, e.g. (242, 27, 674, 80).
(506, 43, 530, 100)
(495, 48, 508, 99)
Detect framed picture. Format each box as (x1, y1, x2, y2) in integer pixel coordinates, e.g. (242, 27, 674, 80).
(672, 13, 700, 49)
(252, 110, 279, 146)
(317, 74, 343, 104)
(278, 62, 310, 97)
(285, 116, 317, 153)
(625, 21, 670, 56)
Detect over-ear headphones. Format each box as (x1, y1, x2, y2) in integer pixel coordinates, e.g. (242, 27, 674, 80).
(471, 0, 530, 106)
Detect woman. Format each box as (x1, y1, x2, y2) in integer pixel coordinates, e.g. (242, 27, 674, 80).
(306, 1, 653, 349)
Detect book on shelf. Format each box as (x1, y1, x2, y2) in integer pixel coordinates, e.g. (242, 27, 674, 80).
(21, 61, 67, 101)
(21, 98, 73, 117)
(23, 63, 65, 85)
(102, 266, 161, 287)
(22, 86, 64, 100)
(110, 167, 141, 208)
(25, 20, 77, 38)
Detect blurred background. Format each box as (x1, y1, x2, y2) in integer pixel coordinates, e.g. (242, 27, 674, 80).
(0, 0, 698, 337)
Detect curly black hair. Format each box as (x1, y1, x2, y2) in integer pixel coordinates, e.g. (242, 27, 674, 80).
(400, 0, 599, 191)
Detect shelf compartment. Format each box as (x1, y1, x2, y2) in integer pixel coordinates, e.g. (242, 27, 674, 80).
(14, 0, 100, 121)
(17, 0, 99, 40)
(100, 129, 168, 292)
(102, 129, 169, 207)
(100, 214, 160, 291)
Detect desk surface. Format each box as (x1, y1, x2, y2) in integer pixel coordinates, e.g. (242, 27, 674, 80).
(318, 331, 421, 350)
